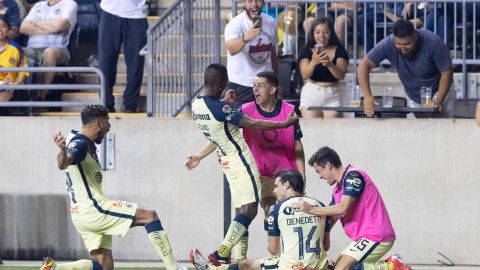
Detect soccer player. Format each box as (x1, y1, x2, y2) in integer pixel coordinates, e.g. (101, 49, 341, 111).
(48, 104, 183, 270)
(185, 63, 298, 265)
(238, 71, 305, 262)
(189, 169, 330, 270)
(292, 146, 411, 270)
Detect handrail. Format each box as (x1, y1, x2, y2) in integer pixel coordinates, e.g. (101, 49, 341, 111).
(146, 0, 183, 35)
(0, 66, 106, 107)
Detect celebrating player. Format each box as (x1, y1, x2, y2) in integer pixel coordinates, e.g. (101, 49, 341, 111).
(185, 63, 298, 265)
(189, 169, 330, 270)
(239, 71, 305, 261)
(292, 146, 411, 270)
(47, 105, 183, 270)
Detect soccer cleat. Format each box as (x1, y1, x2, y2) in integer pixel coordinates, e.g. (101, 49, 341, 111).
(39, 257, 55, 270)
(189, 248, 212, 270)
(385, 254, 412, 270)
(208, 251, 231, 266)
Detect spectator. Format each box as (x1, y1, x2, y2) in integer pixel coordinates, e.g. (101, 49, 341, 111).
(0, 16, 28, 102)
(357, 19, 454, 118)
(298, 17, 348, 119)
(358, 2, 427, 52)
(476, 100, 480, 126)
(98, 0, 148, 113)
(426, 2, 480, 51)
(304, 2, 362, 47)
(224, 0, 278, 108)
(0, 0, 21, 40)
(19, 0, 77, 101)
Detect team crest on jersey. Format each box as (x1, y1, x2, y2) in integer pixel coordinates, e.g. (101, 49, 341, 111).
(95, 172, 102, 183)
(222, 105, 232, 113)
(0, 8, 7, 15)
(283, 206, 295, 215)
(9, 57, 15, 64)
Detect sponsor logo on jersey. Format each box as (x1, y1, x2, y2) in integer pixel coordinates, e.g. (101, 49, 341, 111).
(220, 160, 230, 169)
(267, 215, 275, 225)
(283, 206, 295, 216)
(9, 57, 15, 64)
(346, 177, 362, 187)
(192, 113, 211, 120)
(113, 201, 123, 207)
(125, 202, 133, 208)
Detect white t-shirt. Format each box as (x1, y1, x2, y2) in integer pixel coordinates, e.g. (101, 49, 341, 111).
(100, 0, 147, 19)
(224, 11, 277, 87)
(25, 0, 77, 48)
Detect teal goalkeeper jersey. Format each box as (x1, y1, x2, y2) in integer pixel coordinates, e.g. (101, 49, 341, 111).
(65, 130, 106, 208)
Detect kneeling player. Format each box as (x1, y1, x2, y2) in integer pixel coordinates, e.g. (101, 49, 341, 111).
(190, 170, 330, 270)
(44, 105, 183, 270)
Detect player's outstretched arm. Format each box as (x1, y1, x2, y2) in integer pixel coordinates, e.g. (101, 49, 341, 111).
(240, 112, 299, 131)
(53, 131, 73, 170)
(292, 196, 356, 217)
(185, 141, 216, 170)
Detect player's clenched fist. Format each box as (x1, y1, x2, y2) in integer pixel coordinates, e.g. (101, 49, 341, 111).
(53, 131, 67, 150)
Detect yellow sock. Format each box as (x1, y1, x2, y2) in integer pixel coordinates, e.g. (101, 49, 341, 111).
(362, 262, 391, 270)
(218, 220, 248, 258)
(232, 233, 248, 263)
(147, 230, 179, 270)
(56, 259, 95, 270)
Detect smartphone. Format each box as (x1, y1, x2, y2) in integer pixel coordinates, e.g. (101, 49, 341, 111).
(253, 16, 262, 28)
(314, 44, 325, 54)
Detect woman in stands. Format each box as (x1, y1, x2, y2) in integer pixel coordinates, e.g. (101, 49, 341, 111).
(0, 16, 28, 102)
(298, 17, 348, 118)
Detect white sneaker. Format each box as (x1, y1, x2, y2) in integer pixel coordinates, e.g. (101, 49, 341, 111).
(189, 248, 212, 270)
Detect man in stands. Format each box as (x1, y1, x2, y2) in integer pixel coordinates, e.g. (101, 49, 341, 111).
(190, 169, 330, 270)
(20, 0, 77, 101)
(224, 0, 278, 107)
(98, 0, 148, 113)
(292, 146, 411, 270)
(48, 104, 183, 270)
(357, 19, 454, 118)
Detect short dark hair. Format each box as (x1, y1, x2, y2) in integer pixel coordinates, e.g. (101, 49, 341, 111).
(392, 19, 415, 38)
(81, 105, 109, 125)
(275, 169, 304, 194)
(308, 146, 342, 168)
(204, 63, 228, 88)
(256, 71, 280, 97)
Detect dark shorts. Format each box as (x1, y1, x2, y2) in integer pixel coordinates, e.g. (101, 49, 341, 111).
(226, 82, 254, 109)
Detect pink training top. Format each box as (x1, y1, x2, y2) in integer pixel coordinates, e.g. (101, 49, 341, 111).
(332, 165, 396, 242)
(242, 100, 300, 179)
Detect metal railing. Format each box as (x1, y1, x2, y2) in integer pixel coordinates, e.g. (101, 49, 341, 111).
(145, 0, 221, 117)
(0, 66, 106, 108)
(232, 0, 480, 99)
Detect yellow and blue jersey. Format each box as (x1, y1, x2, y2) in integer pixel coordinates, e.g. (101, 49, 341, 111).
(0, 44, 29, 82)
(268, 196, 328, 270)
(192, 95, 253, 158)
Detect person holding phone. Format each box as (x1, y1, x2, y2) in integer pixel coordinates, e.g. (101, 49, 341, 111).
(224, 0, 278, 108)
(298, 17, 349, 118)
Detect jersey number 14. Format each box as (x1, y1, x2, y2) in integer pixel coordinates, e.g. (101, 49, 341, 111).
(293, 226, 321, 260)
